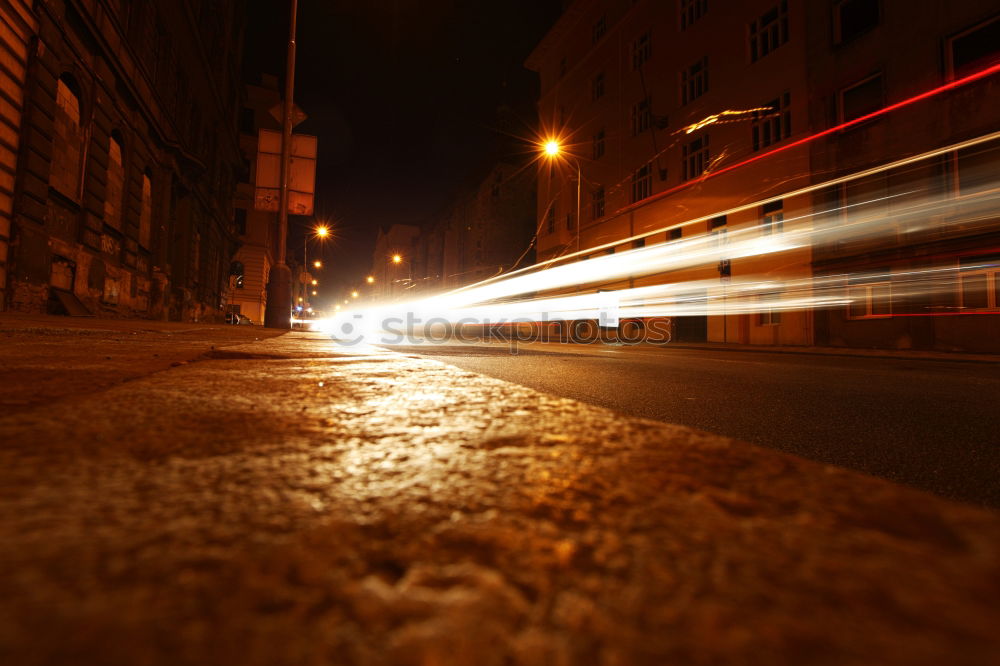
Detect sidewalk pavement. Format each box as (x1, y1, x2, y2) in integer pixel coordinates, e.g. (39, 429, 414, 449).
(1, 315, 998, 665)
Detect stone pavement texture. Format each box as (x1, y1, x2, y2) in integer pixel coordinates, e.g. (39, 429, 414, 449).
(1, 316, 998, 665)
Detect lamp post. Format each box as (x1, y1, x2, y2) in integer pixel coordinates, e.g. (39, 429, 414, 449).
(543, 140, 581, 254)
(264, 0, 299, 328)
(300, 224, 328, 304)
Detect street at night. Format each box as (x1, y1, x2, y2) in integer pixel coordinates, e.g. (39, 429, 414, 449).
(396, 341, 1000, 507)
(2, 0, 1000, 664)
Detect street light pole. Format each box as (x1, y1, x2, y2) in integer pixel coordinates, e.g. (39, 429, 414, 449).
(574, 159, 581, 255)
(263, 0, 298, 328)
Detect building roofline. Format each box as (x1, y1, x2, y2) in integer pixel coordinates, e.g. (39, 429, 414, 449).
(524, 0, 590, 72)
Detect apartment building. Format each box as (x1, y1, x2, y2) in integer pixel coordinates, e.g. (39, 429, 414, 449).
(3, 0, 246, 321)
(525, 0, 999, 350)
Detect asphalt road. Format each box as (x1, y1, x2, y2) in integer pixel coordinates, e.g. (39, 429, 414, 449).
(391, 340, 1000, 508)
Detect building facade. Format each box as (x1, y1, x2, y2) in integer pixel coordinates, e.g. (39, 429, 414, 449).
(228, 75, 282, 325)
(371, 162, 536, 302)
(525, 0, 999, 351)
(2, 0, 246, 321)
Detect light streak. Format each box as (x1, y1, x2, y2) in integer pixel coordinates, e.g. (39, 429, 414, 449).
(681, 107, 777, 134)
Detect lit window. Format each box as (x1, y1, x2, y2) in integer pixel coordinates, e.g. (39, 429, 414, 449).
(680, 0, 707, 30)
(752, 93, 791, 150)
(761, 200, 784, 234)
(958, 256, 1000, 311)
(631, 164, 651, 203)
(749, 1, 789, 62)
(758, 292, 782, 325)
(50, 75, 84, 198)
(834, 0, 879, 45)
(683, 135, 709, 180)
(847, 276, 892, 318)
(140, 172, 153, 249)
(681, 57, 708, 105)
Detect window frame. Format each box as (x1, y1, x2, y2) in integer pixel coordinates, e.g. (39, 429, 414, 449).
(749, 1, 789, 63)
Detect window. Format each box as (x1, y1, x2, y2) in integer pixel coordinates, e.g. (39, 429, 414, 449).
(592, 71, 605, 101)
(105, 132, 125, 230)
(631, 164, 652, 203)
(669, 228, 682, 240)
(840, 74, 883, 122)
(683, 135, 709, 180)
(140, 171, 153, 249)
(633, 237, 646, 249)
(593, 129, 606, 159)
(761, 200, 784, 234)
(592, 186, 605, 219)
(631, 96, 652, 135)
(592, 15, 607, 43)
(631, 31, 651, 69)
(847, 275, 892, 318)
(948, 16, 1000, 80)
(680, 0, 707, 30)
(752, 93, 791, 150)
(681, 57, 708, 105)
(834, 0, 879, 45)
(749, 1, 789, 62)
(758, 292, 782, 325)
(566, 212, 574, 231)
(546, 207, 556, 234)
(958, 256, 1000, 311)
(51, 75, 84, 198)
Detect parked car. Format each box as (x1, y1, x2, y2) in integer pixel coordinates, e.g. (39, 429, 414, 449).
(236, 314, 254, 326)
(225, 312, 240, 325)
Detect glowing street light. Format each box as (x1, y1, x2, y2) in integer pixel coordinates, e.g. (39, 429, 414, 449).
(312, 290, 317, 296)
(313, 260, 322, 268)
(351, 291, 359, 298)
(541, 138, 581, 253)
(391, 254, 402, 264)
(311, 279, 318, 286)
(315, 225, 330, 238)
(366, 275, 375, 284)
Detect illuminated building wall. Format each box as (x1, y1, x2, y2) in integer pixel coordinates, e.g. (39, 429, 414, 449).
(5, 1, 246, 321)
(525, 0, 999, 351)
(804, 1, 1000, 352)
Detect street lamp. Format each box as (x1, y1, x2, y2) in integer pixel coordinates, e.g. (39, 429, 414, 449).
(366, 275, 375, 284)
(351, 290, 359, 298)
(541, 139, 581, 254)
(302, 224, 330, 303)
(391, 254, 402, 264)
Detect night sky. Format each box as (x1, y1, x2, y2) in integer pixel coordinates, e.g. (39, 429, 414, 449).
(243, 0, 563, 300)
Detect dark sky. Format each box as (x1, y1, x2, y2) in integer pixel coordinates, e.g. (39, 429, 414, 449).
(243, 0, 562, 299)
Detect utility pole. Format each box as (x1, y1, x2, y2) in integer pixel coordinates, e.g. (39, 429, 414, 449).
(263, 0, 298, 328)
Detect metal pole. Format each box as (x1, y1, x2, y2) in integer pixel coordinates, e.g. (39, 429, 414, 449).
(263, 0, 298, 328)
(575, 160, 581, 254)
